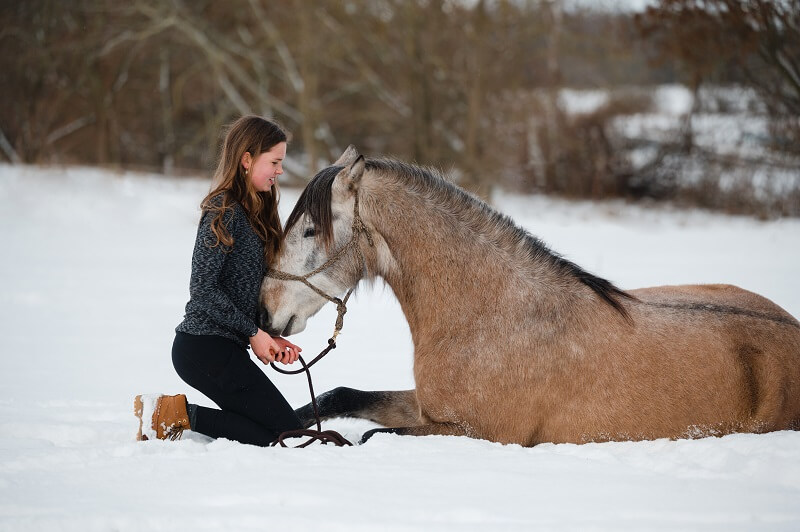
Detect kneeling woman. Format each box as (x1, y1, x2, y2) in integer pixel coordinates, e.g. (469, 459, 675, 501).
(135, 115, 303, 446)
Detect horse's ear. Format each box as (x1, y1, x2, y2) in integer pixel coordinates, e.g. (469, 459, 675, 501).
(342, 155, 365, 192)
(333, 145, 360, 167)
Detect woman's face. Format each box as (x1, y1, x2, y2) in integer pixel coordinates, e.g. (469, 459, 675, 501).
(243, 141, 286, 192)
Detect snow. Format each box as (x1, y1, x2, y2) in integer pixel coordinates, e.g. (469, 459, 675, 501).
(1, 163, 799, 530)
(557, 84, 800, 208)
(559, 89, 609, 115)
(135, 394, 159, 441)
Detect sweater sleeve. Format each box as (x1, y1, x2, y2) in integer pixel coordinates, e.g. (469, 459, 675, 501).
(188, 209, 259, 338)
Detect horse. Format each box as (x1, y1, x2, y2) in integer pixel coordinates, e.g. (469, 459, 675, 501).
(259, 146, 800, 446)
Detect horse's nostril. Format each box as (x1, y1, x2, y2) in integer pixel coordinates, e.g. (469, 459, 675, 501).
(259, 308, 272, 331)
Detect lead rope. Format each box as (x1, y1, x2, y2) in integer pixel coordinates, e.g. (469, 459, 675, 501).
(269, 290, 353, 447)
(266, 193, 371, 448)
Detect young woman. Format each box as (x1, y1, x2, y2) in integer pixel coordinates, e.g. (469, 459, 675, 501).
(135, 115, 304, 446)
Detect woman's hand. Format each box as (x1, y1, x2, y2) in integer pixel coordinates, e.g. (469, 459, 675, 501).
(273, 336, 302, 365)
(250, 328, 281, 365)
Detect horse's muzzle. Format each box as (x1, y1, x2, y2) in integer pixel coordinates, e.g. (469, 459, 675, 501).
(259, 307, 296, 337)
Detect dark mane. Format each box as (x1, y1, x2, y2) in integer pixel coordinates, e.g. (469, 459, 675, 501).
(287, 158, 634, 320)
(552, 255, 635, 321)
(365, 158, 634, 321)
(284, 165, 342, 251)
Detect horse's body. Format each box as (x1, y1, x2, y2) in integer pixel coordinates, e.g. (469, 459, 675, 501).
(260, 147, 800, 445)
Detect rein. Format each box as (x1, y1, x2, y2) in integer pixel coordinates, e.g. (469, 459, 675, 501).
(266, 191, 372, 447)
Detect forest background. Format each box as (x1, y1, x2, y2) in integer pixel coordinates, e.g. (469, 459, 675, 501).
(2, 0, 799, 216)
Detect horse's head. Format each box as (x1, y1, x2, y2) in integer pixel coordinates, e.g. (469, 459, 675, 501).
(259, 146, 368, 336)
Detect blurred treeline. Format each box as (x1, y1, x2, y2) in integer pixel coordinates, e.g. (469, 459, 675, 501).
(2, 0, 799, 215)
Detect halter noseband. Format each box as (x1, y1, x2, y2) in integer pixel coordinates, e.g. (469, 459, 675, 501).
(266, 191, 373, 341)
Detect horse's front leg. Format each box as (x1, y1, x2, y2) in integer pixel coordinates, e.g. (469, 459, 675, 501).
(295, 387, 421, 429)
(359, 422, 469, 444)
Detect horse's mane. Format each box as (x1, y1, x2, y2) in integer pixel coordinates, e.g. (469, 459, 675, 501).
(285, 158, 633, 320)
(285, 164, 342, 251)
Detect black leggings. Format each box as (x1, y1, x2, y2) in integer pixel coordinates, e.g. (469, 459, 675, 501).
(172, 332, 302, 446)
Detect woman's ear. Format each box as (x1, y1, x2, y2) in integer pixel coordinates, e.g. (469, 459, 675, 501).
(241, 152, 252, 171)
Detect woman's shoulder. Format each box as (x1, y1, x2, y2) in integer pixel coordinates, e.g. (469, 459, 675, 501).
(209, 190, 226, 206)
(205, 191, 232, 209)
(203, 191, 246, 215)
(199, 192, 247, 231)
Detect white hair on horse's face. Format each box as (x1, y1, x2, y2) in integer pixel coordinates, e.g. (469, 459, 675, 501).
(259, 158, 365, 336)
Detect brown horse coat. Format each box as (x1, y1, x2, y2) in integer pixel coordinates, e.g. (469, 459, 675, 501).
(261, 147, 800, 445)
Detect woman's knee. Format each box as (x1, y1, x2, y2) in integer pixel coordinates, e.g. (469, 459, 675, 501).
(171, 333, 247, 393)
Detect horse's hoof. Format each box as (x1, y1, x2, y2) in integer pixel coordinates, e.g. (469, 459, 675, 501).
(359, 427, 397, 444)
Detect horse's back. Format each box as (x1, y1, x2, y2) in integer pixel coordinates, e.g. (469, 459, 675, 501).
(631, 284, 796, 321)
(454, 282, 800, 445)
(620, 283, 800, 434)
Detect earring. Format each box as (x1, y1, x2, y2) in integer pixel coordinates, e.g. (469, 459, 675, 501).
(245, 167, 249, 176)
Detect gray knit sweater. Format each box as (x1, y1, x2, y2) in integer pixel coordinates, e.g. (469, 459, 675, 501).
(175, 194, 266, 347)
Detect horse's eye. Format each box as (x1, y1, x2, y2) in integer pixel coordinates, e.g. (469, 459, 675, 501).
(303, 227, 316, 238)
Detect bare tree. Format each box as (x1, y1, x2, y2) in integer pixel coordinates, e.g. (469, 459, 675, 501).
(638, 0, 800, 151)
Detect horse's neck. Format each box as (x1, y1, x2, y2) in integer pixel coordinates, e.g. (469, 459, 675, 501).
(364, 181, 574, 337)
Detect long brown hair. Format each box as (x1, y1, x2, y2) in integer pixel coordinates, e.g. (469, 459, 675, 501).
(201, 115, 287, 265)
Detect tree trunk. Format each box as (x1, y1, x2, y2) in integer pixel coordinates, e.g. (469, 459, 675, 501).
(461, 0, 491, 199)
(543, 0, 563, 194)
(160, 49, 175, 174)
(295, 0, 319, 175)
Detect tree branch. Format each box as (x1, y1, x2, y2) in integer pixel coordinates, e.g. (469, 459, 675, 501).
(45, 114, 96, 146)
(0, 126, 21, 163)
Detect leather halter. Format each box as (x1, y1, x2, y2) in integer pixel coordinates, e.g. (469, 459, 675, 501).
(266, 191, 373, 341)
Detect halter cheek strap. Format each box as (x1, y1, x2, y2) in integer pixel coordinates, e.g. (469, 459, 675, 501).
(266, 191, 373, 341)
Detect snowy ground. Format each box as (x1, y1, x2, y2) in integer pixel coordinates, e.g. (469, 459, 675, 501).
(1, 163, 799, 531)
